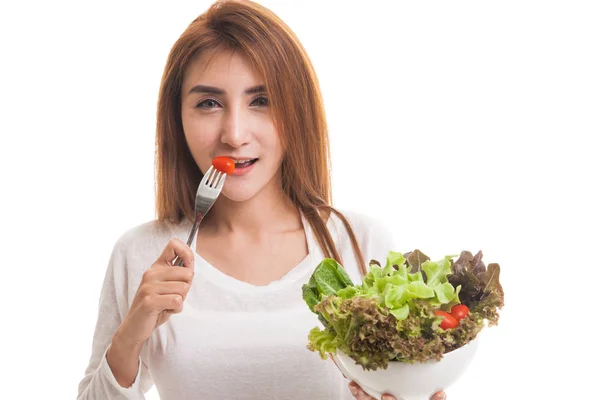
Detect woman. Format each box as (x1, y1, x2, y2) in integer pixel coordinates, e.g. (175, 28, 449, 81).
(77, 1, 447, 399)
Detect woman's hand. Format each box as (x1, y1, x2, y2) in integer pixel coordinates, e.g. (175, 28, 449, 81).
(348, 382, 447, 400)
(115, 238, 195, 347)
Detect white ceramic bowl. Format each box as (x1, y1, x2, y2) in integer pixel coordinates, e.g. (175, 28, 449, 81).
(330, 337, 479, 400)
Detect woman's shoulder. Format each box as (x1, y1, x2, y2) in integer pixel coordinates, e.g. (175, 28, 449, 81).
(321, 208, 396, 280)
(114, 219, 176, 246)
(111, 218, 188, 263)
(328, 208, 395, 260)
(328, 208, 393, 243)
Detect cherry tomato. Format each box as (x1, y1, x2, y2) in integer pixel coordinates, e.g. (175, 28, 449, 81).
(450, 304, 469, 322)
(212, 156, 235, 174)
(435, 311, 458, 330)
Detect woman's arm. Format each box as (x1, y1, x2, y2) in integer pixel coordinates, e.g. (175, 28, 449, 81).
(106, 331, 144, 388)
(77, 241, 152, 400)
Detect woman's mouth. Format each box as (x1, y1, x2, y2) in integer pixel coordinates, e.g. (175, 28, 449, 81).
(234, 158, 258, 168)
(231, 158, 258, 175)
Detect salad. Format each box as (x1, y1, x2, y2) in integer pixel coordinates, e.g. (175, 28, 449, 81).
(302, 250, 504, 371)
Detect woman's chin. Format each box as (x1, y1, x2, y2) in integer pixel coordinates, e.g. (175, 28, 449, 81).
(217, 170, 282, 204)
(219, 186, 261, 203)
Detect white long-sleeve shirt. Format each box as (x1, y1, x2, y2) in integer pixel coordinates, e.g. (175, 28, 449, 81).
(77, 210, 394, 400)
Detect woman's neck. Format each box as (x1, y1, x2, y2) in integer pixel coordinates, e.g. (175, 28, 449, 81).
(201, 181, 301, 236)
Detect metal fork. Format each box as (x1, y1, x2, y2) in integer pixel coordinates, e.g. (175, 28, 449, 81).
(174, 165, 226, 266)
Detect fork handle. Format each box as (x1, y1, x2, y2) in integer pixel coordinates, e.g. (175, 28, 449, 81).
(174, 214, 204, 267)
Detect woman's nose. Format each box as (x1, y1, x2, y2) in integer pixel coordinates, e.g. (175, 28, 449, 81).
(220, 107, 250, 147)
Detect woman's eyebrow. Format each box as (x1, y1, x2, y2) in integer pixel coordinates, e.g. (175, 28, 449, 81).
(188, 85, 224, 95)
(244, 84, 266, 95)
(188, 84, 266, 95)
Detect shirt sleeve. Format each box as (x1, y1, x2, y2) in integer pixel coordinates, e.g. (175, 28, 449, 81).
(331, 209, 397, 284)
(77, 240, 153, 400)
(345, 210, 395, 256)
(357, 214, 396, 267)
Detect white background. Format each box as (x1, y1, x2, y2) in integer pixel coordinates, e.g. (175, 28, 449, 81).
(1, 1, 598, 399)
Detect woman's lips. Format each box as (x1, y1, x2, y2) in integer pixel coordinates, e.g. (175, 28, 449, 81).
(230, 158, 258, 176)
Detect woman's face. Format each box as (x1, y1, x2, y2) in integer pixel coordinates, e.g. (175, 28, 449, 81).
(181, 49, 284, 203)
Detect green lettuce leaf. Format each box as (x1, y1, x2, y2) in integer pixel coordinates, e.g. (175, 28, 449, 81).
(302, 258, 354, 313)
(421, 257, 453, 286)
(432, 282, 461, 305)
(304, 249, 503, 370)
(383, 250, 406, 276)
(307, 327, 340, 359)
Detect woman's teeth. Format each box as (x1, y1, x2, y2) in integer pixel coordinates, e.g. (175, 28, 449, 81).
(234, 158, 257, 168)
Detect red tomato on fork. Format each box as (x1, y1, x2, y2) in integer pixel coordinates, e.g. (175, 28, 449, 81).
(435, 311, 458, 330)
(212, 156, 235, 174)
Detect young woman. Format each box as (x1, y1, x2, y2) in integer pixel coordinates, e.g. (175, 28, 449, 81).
(77, 1, 446, 399)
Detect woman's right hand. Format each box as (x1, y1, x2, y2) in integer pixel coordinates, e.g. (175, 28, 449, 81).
(115, 238, 195, 347)
(348, 382, 447, 400)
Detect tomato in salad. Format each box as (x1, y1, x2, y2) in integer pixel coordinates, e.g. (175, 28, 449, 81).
(435, 310, 459, 330)
(450, 304, 469, 322)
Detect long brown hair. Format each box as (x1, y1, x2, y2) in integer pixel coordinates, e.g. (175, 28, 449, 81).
(155, 0, 367, 275)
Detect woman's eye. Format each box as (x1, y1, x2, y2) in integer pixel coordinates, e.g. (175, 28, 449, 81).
(196, 99, 221, 109)
(250, 96, 269, 107)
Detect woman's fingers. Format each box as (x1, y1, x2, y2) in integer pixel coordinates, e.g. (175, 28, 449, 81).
(154, 281, 191, 297)
(348, 382, 371, 399)
(157, 238, 194, 268)
(349, 382, 445, 400)
(430, 391, 447, 400)
(348, 382, 396, 400)
(143, 264, 194, 284)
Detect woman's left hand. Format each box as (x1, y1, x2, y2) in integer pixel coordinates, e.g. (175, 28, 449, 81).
(348, 381, 447, 400)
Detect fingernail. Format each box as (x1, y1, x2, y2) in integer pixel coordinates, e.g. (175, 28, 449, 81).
(435, 393, 447, 400)
(349, 384, 358, 396)
(382, 395, 394, 400)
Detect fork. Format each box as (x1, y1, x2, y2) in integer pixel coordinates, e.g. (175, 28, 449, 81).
(174, 165, 226, 266)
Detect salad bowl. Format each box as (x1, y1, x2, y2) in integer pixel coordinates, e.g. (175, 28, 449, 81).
(331, 336, 479, 400)
(303, 249, 504, 400)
